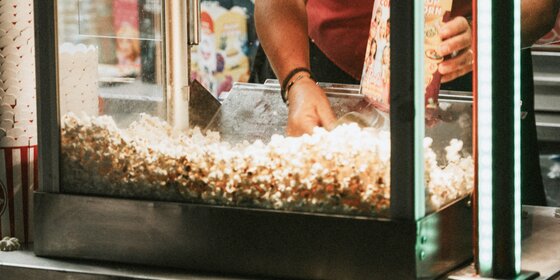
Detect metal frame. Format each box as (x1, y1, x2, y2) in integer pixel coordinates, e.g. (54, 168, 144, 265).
(164, 0, 190, 130)
(34, 0, 60, 193)
(487, 1, 517, 276)
(32, 0, 475, 279)
(390, 0, 423, 220)
(34, 192, 472, 280)
(34, 0, 429, 220)
(475, 0, 537, 278)
(475, 0, 523, 277)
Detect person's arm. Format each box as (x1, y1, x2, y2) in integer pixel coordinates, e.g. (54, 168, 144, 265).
(255, 1, 309, 81)
(437, 0, 559, 82)
(522, 0, 559, 47)
(255, 1, 336, 136)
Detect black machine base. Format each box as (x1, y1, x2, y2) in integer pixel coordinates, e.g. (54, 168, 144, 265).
(34, 192, 473, 280)
(449, 268, 540, 280)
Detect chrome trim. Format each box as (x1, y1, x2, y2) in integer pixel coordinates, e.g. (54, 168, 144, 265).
(533, 74, 560, 84)
(188, 0, 200, 45)
(536, 122, 560, 128)
(35, 0, 61, 193)
(531, 50, 560, 57)
(234, 81, 473, 103)
(164, 0, 190, 130)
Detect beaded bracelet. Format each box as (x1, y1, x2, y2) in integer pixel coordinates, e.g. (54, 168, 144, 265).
(281, 67, 314, 103)
(285, 74, 315, 106)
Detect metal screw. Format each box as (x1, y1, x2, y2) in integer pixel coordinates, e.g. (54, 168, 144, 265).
(420, 236, 428, 244)
(419, 251, 426, 260)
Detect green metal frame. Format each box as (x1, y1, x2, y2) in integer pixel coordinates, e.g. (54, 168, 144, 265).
(476, 0, 523, 277)
(389, 0, 426, 221)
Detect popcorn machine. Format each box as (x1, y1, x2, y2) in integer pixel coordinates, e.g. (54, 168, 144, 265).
(30, 0, 527, 279)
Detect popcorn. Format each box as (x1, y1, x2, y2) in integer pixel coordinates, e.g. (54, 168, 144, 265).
(61, 113, 473, 216)
(548, 163, 560, 179)
(0, 237, 21, 252)
(425, 137, 474, 211)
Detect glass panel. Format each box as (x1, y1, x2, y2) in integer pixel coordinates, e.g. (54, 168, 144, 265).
(423, 0, 475, 213)
(541, 155, 560, 206)
(57, 0, 473, 218)
(77, 0, 162, 40)
(425, 92, 474, 213)
(58, 0, 166, 194)
(57, 0, 165, 125)
(190, 0, 257, 99)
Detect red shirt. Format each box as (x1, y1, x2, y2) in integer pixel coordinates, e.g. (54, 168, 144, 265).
(306, 0, 471, 80)
(307, 0, 374, 80)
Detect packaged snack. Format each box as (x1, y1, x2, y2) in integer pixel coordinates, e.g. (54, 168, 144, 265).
(360, 0, 453, 112)
(192, 2, 250, 99)
(360, 0, 391, 112)
(424, 0, 453, 109)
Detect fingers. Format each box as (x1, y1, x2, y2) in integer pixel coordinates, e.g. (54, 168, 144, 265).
(439, 36, 470, 58)
(438, 32, 471, 57)
(439, 48, 473, 83)
(285, 80, 333, 137)
(441, 65, 472, 83)
(438, 17, 471, 58)
(441, 62, 473, 84)
(439, 48, 474, 75)
(439, 16, 470, 40)
(286, 115, 318, 137)
(287, 106, 335, 136)
(317, 102, 337, 131)
(437, 17, 473, 83)
(286, 96, 320, 136)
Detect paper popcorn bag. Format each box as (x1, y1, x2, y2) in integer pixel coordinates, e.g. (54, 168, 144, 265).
(0, 146, 38, 243)
(360, 0, 453, 112)
(191, 2, 250, 98)
(0, 0, 38, 243)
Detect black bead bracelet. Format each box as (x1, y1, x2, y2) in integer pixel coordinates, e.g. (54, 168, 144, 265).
(281, 67, 314, 103)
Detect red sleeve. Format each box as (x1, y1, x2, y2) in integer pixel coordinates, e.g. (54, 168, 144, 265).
(451, 0, 472, 18)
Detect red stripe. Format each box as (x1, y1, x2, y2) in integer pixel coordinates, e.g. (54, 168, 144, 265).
(33, 146, 38, 191)
(472, 0, 479, 266)
(0, 151, 2, 236)
(0, 145, 35, 149)
(21, 148, 29, 243)
(5, 148, 15, 237)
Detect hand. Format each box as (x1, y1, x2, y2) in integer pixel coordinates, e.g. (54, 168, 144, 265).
(286, 78, 337, 136)
(437, 16, 474, 83)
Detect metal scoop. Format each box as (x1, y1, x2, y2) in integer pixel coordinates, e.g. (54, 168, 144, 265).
(333, 109, 389, 130)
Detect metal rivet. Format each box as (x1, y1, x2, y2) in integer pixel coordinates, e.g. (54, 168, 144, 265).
(420, 236, 428, 244)
(419, 251, 426, 260)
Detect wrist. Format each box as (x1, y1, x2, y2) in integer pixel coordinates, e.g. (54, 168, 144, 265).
(281, 67, 314, 104)
(286, 75, 317, 105)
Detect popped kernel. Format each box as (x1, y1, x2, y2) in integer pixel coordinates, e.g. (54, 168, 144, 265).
(60, 113, 473, 216)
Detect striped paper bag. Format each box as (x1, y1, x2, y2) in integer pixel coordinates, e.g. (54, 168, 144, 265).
(0, 0, 38, 244)
(0, 146, 38, 243)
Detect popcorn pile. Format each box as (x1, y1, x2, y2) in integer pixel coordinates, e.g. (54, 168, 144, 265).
(548, 163, 560, 179)
(61, 113, 473, 216)
(424, 138, 474, 211)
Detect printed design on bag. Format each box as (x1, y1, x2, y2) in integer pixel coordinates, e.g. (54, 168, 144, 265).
(0, 181, 6, 217)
